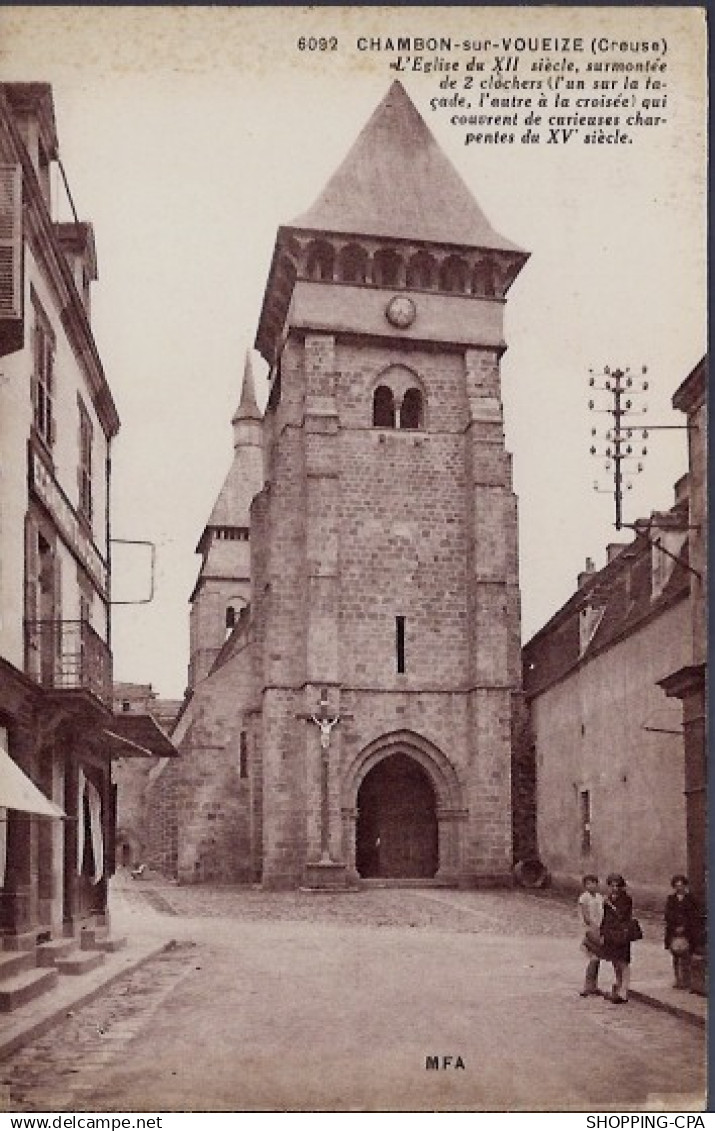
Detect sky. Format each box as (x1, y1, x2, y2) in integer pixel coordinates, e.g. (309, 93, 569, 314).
(0, 6, 706, 699)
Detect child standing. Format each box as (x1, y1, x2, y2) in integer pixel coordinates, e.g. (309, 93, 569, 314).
(664, 874, 702, 990)
(602, 873, 635, 1003)
(578, 874, 604, 997)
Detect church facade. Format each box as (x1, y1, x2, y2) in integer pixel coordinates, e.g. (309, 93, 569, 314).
(147, 81, 529, 888)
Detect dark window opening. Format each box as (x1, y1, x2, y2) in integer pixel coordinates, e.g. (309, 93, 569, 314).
(406, 251, 436, 290)
(306, 240, 335, 282)
(399, 387, 423, 430)
(396, 615, 406, 674)
(372, 248, 401, 288)
(226, 606, 236, 630)
(337, 243, 368, 284)
(439, 255, 468, 294)
(373, 385, 396, 428)
(239, 731, 248, 779)
(79, 594, 91, 624)
(472, 260, 496, 298)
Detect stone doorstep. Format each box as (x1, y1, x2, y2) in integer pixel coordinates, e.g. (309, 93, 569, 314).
(54, 951, 106, 977)
(36, 939, 77, 967)
(80, 928, 128, 954)
(0, 968, 58, 1013)
(90, 936, 128, 954)
(0, 937, 177, 1061)
(0, 929, 40, 952)
(0, 951, 37, 980)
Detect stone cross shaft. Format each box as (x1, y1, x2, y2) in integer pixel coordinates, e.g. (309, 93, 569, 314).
(310, 690, 340, 861)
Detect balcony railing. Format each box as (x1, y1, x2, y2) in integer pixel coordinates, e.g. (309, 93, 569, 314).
(24, 619, 112, 707)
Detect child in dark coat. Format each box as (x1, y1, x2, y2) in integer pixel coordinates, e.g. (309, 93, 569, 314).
(664, 875, 702, 990)
(601, 873, 634, 1003)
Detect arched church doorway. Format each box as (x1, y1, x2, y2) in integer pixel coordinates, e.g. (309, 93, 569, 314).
(356, 753, 438, 878)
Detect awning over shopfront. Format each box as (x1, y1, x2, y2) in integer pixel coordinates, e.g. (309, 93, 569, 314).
(0, 743, 65, 817)
(103, 713, 179, 759)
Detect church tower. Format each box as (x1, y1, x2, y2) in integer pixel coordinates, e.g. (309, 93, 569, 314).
(251, 81, 528, 888)
(188, 353, 263, 689)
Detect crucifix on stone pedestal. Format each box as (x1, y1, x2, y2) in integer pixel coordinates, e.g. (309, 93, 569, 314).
(310, 687, 340, 864)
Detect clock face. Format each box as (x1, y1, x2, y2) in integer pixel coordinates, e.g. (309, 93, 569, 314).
(385, 295, 416, 329)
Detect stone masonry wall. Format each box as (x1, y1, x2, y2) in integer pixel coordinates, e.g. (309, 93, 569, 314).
(143, 759, 179, 877)
(143, 630, 256, 883)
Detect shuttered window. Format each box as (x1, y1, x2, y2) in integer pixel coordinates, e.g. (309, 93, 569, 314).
(0, 164, 22, 319)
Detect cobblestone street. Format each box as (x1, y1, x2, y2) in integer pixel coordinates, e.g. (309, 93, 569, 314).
(125, 879, 663, 938)
(1, 882, 706, 1113)
(2, 943, 197, 1114)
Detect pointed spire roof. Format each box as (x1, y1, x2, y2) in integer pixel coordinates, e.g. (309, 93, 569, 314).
(291, 81, 522, 253)
(195, 353, 264, 548)
(232, 351, 261, 426)
(202, 460, 258, 535)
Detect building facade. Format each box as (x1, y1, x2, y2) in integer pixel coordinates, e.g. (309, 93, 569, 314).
(521, 466, 700, 904)
(148, 81, 529, 889)
(0, 83, 121, 944)
(658, 358, 707, 909)
(112, 683, 181, 870)
(0, 84, 174, 952)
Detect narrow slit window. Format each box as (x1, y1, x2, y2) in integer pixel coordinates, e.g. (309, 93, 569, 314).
(396, 616, 406, 674)
(239, 731, 248, 779)
(580, 789, 591, 855)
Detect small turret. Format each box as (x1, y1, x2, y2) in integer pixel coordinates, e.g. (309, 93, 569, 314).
(187, 351, 265, 689)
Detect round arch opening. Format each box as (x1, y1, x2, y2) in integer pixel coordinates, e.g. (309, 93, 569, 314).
(355, 753, 438, 879)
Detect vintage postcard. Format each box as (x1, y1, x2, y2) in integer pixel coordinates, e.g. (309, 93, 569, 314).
(0, 5, 707, 1116)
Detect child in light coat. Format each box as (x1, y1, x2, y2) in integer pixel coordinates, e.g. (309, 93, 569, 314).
(578, 874, 604, 997)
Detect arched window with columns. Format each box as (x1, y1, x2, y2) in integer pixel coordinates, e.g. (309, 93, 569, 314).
(371, 365, 427, 431)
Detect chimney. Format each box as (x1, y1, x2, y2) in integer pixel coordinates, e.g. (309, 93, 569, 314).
(606, 543, 628, 563)
(577, 556, 596, 589)
(648, 504, 688, 600)
(674, 473, 690, 507)
(53, 222, 97, 319)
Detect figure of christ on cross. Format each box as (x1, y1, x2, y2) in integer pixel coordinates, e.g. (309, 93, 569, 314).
(310, 711, 340, 750)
